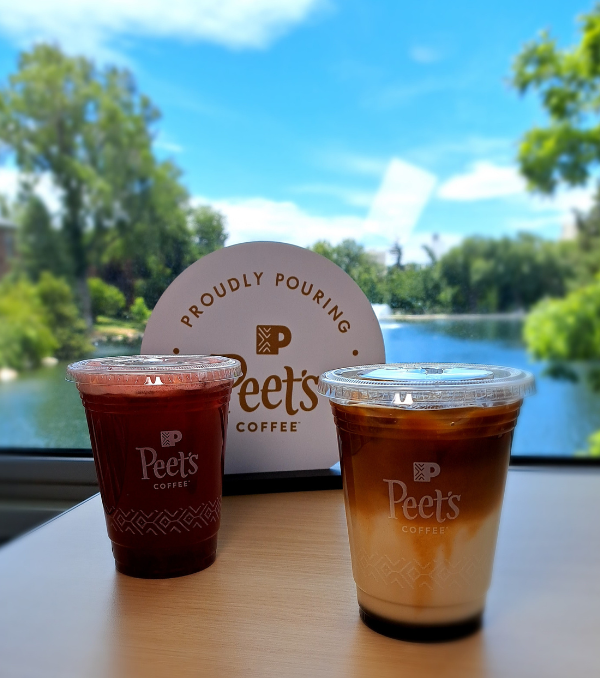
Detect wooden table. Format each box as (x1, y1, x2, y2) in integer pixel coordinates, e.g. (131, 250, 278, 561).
(0, 468, 598, 678)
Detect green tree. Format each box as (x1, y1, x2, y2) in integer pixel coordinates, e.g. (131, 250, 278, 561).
(0, 44, 195, 321)
(189, 205, 228, 258)
(511, 6, 600, 193)
(36, 272, 91, 360)
(0, 273, 91, 368)
(128, 297, 152, 328)
(385, 265, 440, 314)
(310, 239, 385, 303)
(436, 235, 573, 313)
(16, 193, 72, 281)
(88, 277, 126, 320)
(0, 277, 57, 369)
(524, 277, 600, 361)
(93, 159, 195, 307)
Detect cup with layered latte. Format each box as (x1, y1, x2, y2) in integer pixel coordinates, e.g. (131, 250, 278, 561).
(318, 363, 534, 641)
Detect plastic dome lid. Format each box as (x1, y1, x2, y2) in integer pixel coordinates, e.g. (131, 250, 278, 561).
(67, 355, 241, 386)
(318, 363, 535, 409)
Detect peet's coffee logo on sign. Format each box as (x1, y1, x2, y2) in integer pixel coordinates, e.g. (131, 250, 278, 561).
(256, 325, 291, 355)
(141, 242, 386, 473)
(220, 353, 317, 434)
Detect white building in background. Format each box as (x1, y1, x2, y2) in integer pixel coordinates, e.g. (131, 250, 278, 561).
(560, 213, 578, 241)
(367, 249, 387, 266)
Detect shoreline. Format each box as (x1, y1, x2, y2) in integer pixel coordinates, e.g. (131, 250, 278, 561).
(381, 312, 526, 322)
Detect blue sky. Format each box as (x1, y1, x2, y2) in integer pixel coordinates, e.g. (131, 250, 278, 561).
(0, 0, 594, 262)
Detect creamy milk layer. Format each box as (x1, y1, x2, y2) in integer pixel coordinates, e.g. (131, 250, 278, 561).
(349, 510, 502, 624)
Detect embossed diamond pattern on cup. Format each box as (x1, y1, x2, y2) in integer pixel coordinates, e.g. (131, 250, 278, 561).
(110, 499, 222, 535)
(357, 548, 479, 590)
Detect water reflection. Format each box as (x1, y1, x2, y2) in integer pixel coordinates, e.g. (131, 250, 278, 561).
(0, 341, 140, 449)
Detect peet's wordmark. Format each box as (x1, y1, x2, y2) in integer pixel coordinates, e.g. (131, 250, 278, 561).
(180, 271, 351, 334)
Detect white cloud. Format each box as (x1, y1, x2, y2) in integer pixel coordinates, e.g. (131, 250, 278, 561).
(437, 161, 525, 201)
(291, 183, 374, 208)
(408, 137, 513, 167)
(196, 158, 438, 256)
(195, 195, 366, 247)
(437, 160, 595, 237)
(195, 193, 455, 265)
(154, 140, 184, 154)
(529, 187, 593, 215)
(438, 162, 596, 212)
(316, 150, 388, 177)
(0, 0, 325, 57)
(363, 158, 437, 242)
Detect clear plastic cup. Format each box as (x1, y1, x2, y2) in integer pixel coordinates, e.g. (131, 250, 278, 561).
(67, 355, 241, 579)
(318, 363, 535, 641)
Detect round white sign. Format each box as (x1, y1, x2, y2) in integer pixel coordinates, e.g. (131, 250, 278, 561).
(142, 242, 385, 473)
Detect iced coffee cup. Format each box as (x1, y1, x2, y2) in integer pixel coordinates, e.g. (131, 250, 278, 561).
(67, 355, 241, 579)
(318, 363, 534, 641)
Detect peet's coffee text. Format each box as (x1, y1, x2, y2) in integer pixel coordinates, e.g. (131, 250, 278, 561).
(383, 478, 461, 523)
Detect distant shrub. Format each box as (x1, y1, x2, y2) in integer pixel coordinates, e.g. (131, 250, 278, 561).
(0, 278, 57, 369)
(524, 277, 600, 360)
(0, 273, 92, 368)
(129, 297, 152, 328)
(581, 429, 600, 457)
(88, 277, 126, 320)
(37, 272, 92, 360)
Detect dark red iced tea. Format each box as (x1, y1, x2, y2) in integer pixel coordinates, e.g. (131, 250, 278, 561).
(68, 356, 240, 578)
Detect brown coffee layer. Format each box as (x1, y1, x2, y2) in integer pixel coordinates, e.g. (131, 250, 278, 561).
(332, 401, 520, 522)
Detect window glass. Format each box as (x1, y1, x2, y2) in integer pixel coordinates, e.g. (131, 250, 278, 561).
(0, 2, 598, 459)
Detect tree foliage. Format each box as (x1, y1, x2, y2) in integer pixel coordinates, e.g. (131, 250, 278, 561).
(189, 205, 228, 258)
(311, 239, 386, 303)
(128, 297, 152, 328)
(385, 266, 441, 314)
(0, 273, 90, 368)
(511, 6, 600, 193)
(16, 194, 72, 281)
(0, 277, 57, 369)
(36, 272, 91, 360)
(0, 44, 202, 320)
(436, 234, 574, 312)
(310, 235, 572, 313)
(88, 277, 126, 320)
(524, 276, 600, 361)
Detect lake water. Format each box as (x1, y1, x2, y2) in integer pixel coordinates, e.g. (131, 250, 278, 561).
(1, 318, 599, 456)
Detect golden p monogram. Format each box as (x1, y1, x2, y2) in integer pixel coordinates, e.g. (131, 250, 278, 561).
(256, 325, 292, 355)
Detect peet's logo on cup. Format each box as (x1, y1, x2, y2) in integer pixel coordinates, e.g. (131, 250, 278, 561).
(256, 325, 292, 355)
(161, 430, 182, 447)
(383, 476, 461, 524)
(138, 432, 199, 490)
(413, 461, 440, 482)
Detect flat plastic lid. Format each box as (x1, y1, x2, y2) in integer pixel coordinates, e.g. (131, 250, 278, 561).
(318, 363, 535, 409)
(67, 355, 241, 386)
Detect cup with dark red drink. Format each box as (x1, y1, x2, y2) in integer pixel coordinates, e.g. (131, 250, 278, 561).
(67, 355, 241, 579)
